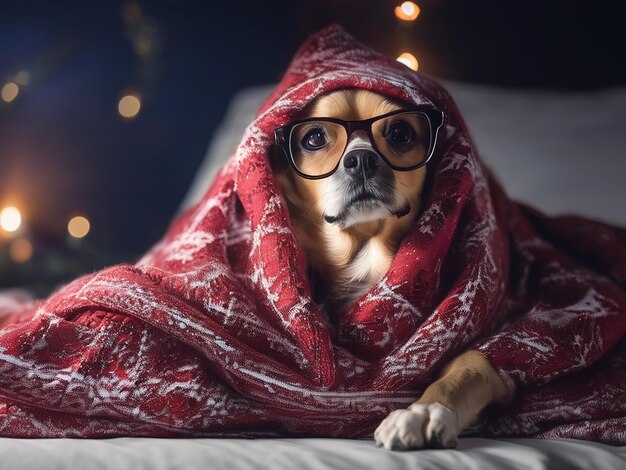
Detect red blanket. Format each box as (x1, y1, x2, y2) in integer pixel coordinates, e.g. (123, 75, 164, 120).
(1, 25, 625, 442)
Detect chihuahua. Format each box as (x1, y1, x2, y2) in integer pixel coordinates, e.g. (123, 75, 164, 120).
(272, 89, 511, 450)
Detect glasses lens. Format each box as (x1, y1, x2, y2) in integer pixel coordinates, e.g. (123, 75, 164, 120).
(372, 112, 432, 168)
(289, 121, 347, 177)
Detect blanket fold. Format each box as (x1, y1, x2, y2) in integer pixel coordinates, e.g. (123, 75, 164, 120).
(0, 24, 625, 442)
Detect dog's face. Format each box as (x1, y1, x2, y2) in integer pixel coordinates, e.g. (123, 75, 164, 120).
(273, 89, 428, 232)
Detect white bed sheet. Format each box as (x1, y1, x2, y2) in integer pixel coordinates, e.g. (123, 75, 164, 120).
(0, 437, 625, 470)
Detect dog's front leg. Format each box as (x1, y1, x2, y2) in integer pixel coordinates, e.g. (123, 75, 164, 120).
(374, 350, 511, 450)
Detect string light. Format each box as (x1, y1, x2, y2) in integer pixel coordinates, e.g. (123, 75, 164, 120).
(397, 52, 419, 71)
(0, 207, 22, 233)
(68, 215, 91, 238)
(118, 94, 142, 119)
(9, 238, 33, 263)
(1, 82, 19, 103)
(395, 2, 420, 21)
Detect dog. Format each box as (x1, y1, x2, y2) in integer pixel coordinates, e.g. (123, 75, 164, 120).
(271, 89, 512, 450)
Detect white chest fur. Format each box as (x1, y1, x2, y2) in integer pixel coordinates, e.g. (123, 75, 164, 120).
(325, 235, 394, 311)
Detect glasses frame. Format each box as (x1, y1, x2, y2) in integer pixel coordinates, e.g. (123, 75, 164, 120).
(274, 107, 444, 180)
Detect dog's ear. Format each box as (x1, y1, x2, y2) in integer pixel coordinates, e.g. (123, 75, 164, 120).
(268, 144, 290, 173)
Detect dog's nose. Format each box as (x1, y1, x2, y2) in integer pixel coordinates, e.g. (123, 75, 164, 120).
(343, 149, 380, 178)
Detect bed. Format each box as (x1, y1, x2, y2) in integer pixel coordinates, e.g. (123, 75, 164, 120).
(1, 81, 625, 469)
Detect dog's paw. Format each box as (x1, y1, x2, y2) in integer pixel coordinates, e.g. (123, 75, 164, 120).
(374, 403, 458, 450)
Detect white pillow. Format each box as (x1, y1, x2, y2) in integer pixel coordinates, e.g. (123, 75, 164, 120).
(182, 81, 626, 226)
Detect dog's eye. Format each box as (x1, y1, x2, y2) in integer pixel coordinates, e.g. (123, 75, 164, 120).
(387, 121, 415, 148)
(301, 128, 328, 151)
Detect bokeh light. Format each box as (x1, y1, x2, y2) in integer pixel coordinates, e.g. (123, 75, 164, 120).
(9, 238, 33, 263)
(394, 2, 420, 21)
(1, 82, 19, 103)
(0, 206, 22, 232)
(396, 52, 419, 71)
(68, 215, 91, 238)
(118, 94, 142, 119)
(14, 71, 30, 86)
(122, 1, 142, 23)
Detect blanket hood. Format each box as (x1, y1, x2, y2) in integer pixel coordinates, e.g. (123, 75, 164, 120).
(224, 24, 502, 364)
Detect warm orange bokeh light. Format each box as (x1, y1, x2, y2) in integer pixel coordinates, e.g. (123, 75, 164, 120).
(0, 206, 22, 233)
(394, 2, 420, 21)
(396, 52, 419, 71)
(118, 94, 142, 119)
(68, 215, 91, 238)
(1, 82, 19, 103)
(9, 238, 33, 263)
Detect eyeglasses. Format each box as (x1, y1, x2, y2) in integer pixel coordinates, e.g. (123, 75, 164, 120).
(274, 107, 444, 179)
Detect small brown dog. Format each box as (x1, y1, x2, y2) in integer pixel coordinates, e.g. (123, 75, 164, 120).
(272, 89, 511, 450)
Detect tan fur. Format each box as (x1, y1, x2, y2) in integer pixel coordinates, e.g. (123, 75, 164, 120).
(416, 350, 512, 430)
(273, 89, 512, 449)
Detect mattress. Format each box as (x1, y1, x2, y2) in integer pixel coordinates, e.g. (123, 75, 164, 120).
(0, 437, 624, 470)
(2, 82, 625, 469)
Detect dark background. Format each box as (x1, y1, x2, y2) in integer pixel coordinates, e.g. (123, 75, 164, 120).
(1, 0, 625, 291)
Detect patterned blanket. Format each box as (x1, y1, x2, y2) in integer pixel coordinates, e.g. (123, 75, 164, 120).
(0, 25, 625, 443)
